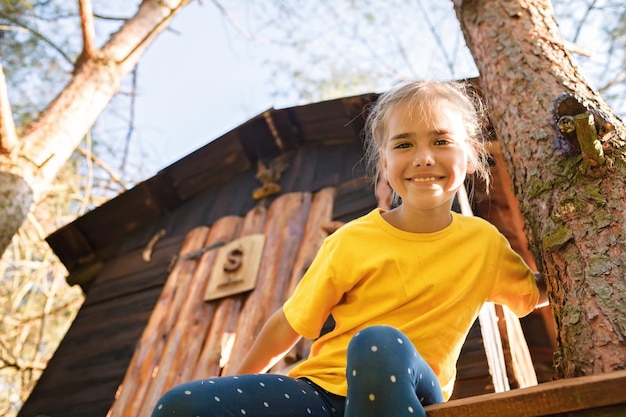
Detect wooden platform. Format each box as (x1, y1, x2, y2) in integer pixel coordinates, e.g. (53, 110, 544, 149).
(424, 369, 626, 417)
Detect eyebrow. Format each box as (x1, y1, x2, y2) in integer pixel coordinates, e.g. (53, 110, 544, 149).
(389, 132, 412, 141)
(388, 129, 455, 141)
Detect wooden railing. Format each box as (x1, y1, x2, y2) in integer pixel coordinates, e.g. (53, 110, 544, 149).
(424, 369, 626, 417)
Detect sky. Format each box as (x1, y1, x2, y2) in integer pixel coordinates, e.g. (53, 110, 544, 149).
(131, 2, 280, 177)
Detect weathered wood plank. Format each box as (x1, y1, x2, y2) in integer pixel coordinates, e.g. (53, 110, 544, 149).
(106, 226, 210, 417)
(32, 399, 113, 417)
(274, 187, 337, 371)
(135, 216, 243, 417)
(333, 177, 377, 222)
(204, 171, 259, 225)
(451, 321, 493, 399)
(16, 286, 163, 417)
(192, 206, 267, 379)
(222, 192, 312, 374)
(424, 370, 626, 417)
(280, 144, 316, 193)
(284, 187, 336, 297)
(311, 145, 345, 191)
(84, 235, 183, 305)
(552, 403, 626, 417)
(171, 131, 251, 201)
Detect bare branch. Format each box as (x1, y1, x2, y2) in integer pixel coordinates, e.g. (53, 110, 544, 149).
(78, 131, 94, 215)
(0, 24, 29, 33)
(76, 144, 126, 190)
(79, 0, 98, 59)
(118, 0, 193, 65)
(0, 63, 18, 155)
(415, 0, 456, 77)
(598, 68, 626, 94)
(209, 0, 274, 44)
(120, 66, 138, 173)
(562, 39, 593, 57)
(572, 0, 598, 44)
(0, 297, 83, 328)
(0, 337, 19, 367)
(92, 13, 130, 22)
(0, 15, 74, 65)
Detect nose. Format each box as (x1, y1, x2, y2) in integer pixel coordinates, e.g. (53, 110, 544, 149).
(412, 147, 434, 166)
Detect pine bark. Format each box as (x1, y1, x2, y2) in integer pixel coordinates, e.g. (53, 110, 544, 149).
(454, 0, 626, 378)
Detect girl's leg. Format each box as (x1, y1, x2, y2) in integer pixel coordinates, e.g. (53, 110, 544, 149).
(150, 373, 344, 417)
(344, 325, 444, 417)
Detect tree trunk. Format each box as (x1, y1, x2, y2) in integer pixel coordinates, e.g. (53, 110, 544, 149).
(453, 0, 626, 379)
(0, 0, 192, 256)
(0, 172, 32, 252)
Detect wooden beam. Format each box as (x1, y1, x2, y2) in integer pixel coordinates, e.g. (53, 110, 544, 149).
(501, 304, 538, 388)
(478, 302, 510, 392)
(424, 369, 626, 417)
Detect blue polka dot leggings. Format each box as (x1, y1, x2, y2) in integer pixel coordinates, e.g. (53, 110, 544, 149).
(151, 325, 443, 417)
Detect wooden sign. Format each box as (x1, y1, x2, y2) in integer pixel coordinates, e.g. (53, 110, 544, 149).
(204, 234, 266, 301)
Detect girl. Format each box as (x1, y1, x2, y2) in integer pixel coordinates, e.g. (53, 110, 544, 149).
(150, 80, 543, 417)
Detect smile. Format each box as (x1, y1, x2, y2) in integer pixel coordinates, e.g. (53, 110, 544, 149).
(412, 177, 437, 183)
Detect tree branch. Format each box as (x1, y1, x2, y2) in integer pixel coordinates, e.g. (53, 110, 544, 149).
(76, 145, 126, 189)
(120, 66, 138, 173)
(572, 0, 598, 44)
(598, 68, 626, 95)
(0, 63, 18, 156)
(79, 0, 98, 59)
(209, 0, 275, 44)
(0, 15, 74, 65)
(118, 0, 193, 65)
(416, 0, 456, 77)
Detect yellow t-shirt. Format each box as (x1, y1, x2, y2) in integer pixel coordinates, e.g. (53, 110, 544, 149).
(282, 209, 538, 401)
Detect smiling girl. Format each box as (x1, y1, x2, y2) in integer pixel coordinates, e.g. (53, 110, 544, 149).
(151, 80, 543, 417)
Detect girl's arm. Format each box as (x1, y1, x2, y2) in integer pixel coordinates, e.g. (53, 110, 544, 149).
(227, 307, 302, 375)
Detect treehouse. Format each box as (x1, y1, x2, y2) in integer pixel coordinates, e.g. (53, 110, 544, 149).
(17, 88, 626, 417)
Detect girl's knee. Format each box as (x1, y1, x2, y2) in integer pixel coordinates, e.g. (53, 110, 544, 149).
(151, 380, 209, 416)
(347, 325, 414, 371)
(348, 326, 412, 356)
(349, 325, 405, 348)
(151, 386, 182, 416)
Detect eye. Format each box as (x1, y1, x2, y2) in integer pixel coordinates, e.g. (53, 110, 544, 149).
(393, 142, 412, 149)
(434, 138, 452, 146)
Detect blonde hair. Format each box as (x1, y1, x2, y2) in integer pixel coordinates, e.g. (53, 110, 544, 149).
(363, 79, 491, 194)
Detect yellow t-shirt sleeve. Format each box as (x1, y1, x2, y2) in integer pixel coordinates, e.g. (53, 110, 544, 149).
(489, 233, 539, 317)
(283, 236, 349, 339)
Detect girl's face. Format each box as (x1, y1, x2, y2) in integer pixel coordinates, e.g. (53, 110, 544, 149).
(380, 100, 475, 212)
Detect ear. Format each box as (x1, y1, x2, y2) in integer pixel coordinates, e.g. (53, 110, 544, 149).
(379, 149, 387, 170)
(466, 159, 476, 175)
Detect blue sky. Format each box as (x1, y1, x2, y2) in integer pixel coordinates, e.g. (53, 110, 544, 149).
(131, 2, 278, 176)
